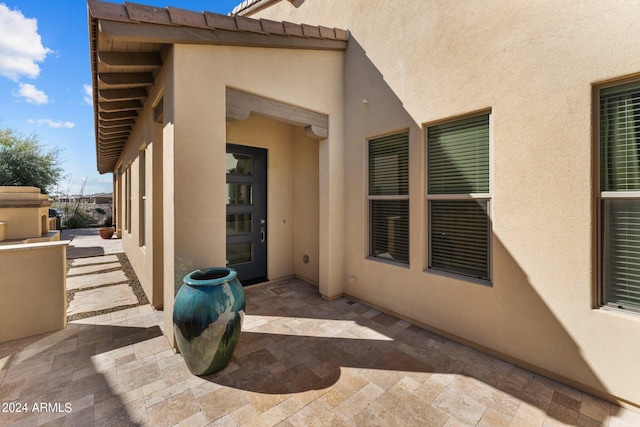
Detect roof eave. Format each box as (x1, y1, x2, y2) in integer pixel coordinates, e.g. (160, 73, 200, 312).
(88, 0, 349, 175)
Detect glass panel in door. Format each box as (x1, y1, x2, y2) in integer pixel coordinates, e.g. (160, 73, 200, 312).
(226, 144, 267, 285)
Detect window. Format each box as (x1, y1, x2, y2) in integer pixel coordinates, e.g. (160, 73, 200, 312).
(426, 114, 491, 281)
(125, 166, 131, 233)
(139, 149, 146, 247)
(598, 80, 640, 312)
(368, 131, 409, 264)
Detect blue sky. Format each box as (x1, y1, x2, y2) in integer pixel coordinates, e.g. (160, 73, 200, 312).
(0, 0, 241, 195)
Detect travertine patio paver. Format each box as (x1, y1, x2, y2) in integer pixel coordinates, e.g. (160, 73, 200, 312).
(66, 270, 128, 290)
(67, 284, 139, 316)
(67, 262, 121, 277)
(71, 254, 119, 267)
(2, 279, 640, 426)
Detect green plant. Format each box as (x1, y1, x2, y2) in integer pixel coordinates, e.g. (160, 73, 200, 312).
(64, 209, 95, 229)
(103, 215, 113, 228)
(0, 127, 65, 194)
(60, 178, 96, 229)
(95, 207, 106, 215)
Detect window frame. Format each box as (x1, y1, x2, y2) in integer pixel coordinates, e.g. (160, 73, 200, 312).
(425, 111, 492, 284)
(125, 165, 131, 233)
(594, 76, 640, 314)
(138, 147, 146, 248)
(366, 130, 410, 267)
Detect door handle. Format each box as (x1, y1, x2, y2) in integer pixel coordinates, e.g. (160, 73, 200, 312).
(260, 219, 266, 243)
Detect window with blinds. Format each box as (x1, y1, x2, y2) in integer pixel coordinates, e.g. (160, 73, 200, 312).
(368, 131, 409, 264)
(427, 114, 491, 281)
(139, 148, 146, 247)
(599, 81, 640, 312)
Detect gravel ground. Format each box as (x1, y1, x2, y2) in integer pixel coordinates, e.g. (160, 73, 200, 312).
(66, 252, 150, 322)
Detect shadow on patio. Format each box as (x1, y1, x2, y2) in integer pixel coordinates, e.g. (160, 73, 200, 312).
(2, 277, 640, 425)
(191, 278, 636, 426)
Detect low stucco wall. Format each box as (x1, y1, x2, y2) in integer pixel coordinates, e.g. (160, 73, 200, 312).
(0, 240, 69, 343)
(0, 186, 52, 240)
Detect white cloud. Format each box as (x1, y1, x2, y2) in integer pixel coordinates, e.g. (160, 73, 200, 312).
(28, 118, 75, 129)
(83, 84, 93, 105)
(13, 83, 48, 104)
(0, 3, 51, 81)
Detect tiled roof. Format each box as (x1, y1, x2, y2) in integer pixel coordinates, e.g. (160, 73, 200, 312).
(88, 1, 348, 43)
(88, 0, 349, 174)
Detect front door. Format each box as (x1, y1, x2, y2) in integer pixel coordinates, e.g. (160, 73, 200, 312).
(226, 144, 267, 285)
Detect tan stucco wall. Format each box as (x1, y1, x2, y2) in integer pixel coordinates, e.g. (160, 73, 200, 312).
(0, 186, 51, 240)
(227, 115, 320, 283)
(152, 44, 343, 344)
(293, 126, 320, 284)
(0, 241, 68, 342)
(114, 63, 167, 310)
(250, 0, 640, 409)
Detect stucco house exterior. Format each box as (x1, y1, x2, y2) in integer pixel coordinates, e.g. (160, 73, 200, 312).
(88, 0, 640, 411)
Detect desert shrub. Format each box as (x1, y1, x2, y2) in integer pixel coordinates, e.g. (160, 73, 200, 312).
(95, 207, 106, 215)
(64, 209, 95, 229)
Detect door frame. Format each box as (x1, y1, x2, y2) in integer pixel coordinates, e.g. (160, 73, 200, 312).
(226, 143, 268, 285)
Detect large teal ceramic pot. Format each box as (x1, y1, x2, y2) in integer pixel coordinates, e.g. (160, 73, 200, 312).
(173, 267, 245, 376)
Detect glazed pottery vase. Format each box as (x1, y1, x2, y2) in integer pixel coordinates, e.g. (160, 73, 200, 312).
(173, 267, 245, 376)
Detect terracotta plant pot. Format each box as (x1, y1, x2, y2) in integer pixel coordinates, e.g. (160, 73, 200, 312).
(173, 267, 246, 376)
(99, 227, 115, 239)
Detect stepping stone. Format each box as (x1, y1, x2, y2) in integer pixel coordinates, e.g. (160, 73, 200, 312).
(67, 262, 121, 277)
(68, 284, 138, 316)
(67, 270, 128, 290)
(71, 255, 119, 267)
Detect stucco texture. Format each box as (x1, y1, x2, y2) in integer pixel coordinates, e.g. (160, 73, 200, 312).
(0, 241, 68, 342)
(247, 0, 640, 409)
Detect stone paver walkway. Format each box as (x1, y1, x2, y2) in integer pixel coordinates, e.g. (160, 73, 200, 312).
(68, 262, 122, 277)
(68, 284, 139, 316)
(64, 229, 145, 320)
(63, 228, 124, 259)
(2, 278, 640, 426)
(67, 269, 129, 291)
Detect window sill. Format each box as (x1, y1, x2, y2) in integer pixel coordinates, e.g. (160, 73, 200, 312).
(365, 256, 410, 269)
(598, 304, 640, 317)
(425, 267, 492, 287)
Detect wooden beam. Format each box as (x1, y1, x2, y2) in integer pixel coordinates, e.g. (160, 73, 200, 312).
(226, 104, 250, 122)
(99, 149, 125, 155)
(98, 51, 161, 67)
(99, 136, 127, 144)
(99, 111, 139, 120)
(99, 142, 125, 149)
(100, 133, 130, 140)
(98, 72, 153, 87)
(99, 118, 135, 127)
(226, 87, 328, 139)
(99, 100, 143, 112)
(99, 87, 147, 101)
(100, 126, 131, 134)
(305, 125, 328, 140)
